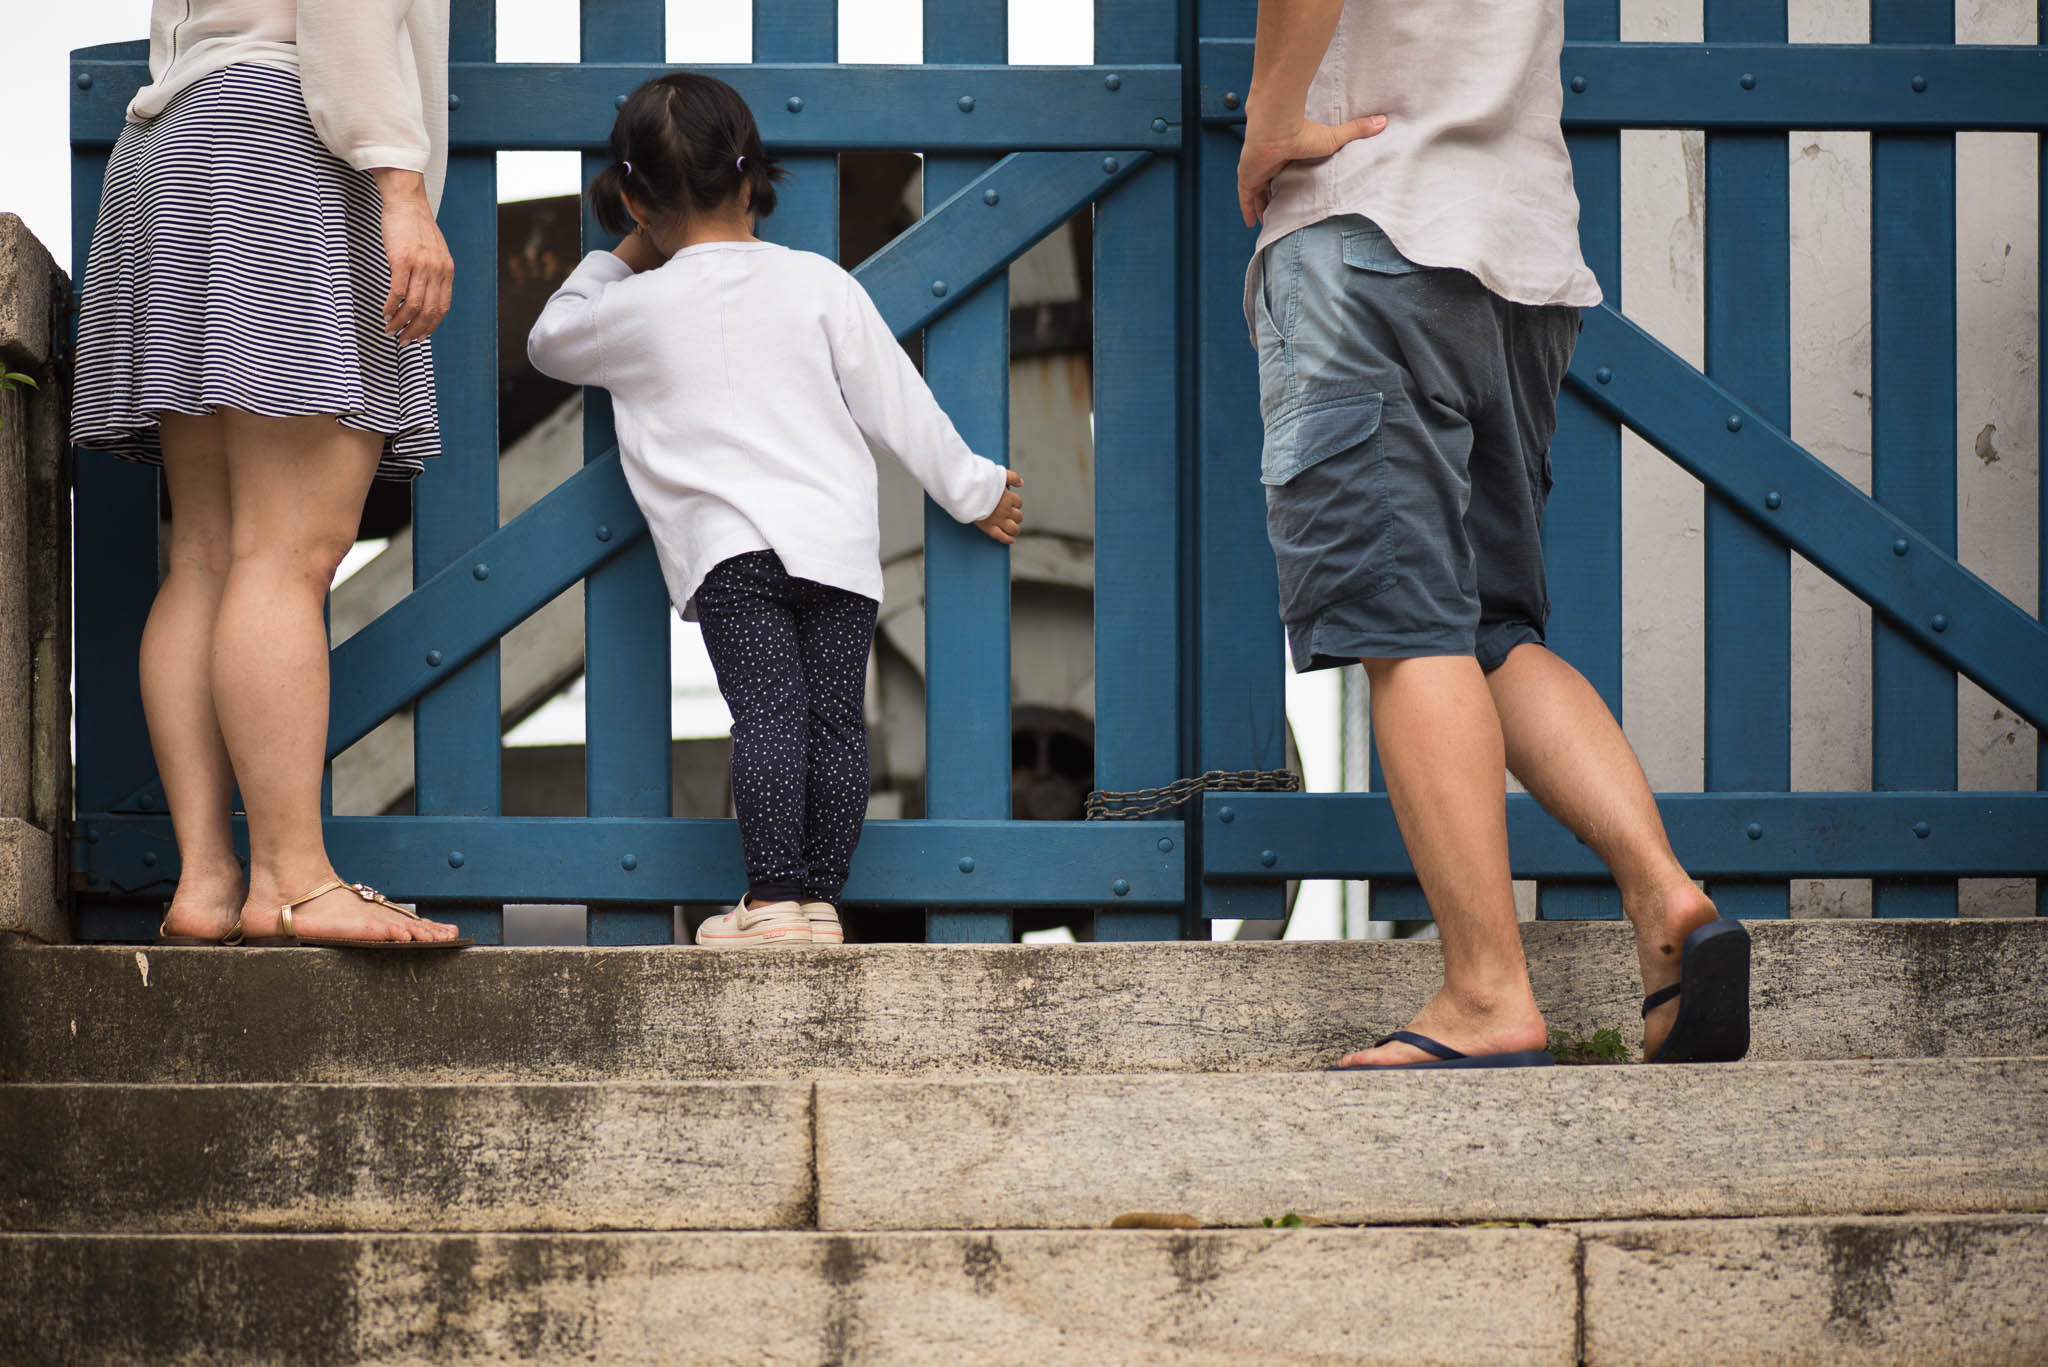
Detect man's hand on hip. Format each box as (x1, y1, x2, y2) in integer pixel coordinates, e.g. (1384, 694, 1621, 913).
(1237, 110, 1387, 228)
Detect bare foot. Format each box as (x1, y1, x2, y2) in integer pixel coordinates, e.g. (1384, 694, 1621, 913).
(1626, 880, 1720, 1060)
(238, 878, 464, 943)
(158, 866, 246, 941)
(1336, 987, 1548, 1068)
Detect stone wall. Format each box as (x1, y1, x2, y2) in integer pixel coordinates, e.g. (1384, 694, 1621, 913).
(0, 213, 72, 942)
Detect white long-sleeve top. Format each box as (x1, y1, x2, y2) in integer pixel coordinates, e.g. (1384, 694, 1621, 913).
(128, 0, 450, 210)
(527, 242, 1009, 616)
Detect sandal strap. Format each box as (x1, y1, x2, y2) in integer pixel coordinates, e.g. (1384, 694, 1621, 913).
(278, 878, 348, 936)
(277, 878, 426, 935)
(346, 883, 424, 921)
(1642, 982, 1683, 1016)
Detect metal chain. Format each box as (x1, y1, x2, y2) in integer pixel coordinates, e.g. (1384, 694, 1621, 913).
(1085, 768, 1303, 820)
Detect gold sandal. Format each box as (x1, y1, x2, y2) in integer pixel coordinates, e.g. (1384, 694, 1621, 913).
(152, 911, 243, 947)
(242, 879, 473, 951)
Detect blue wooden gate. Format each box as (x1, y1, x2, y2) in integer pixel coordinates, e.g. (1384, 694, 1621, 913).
(66, 1, 2048, 943)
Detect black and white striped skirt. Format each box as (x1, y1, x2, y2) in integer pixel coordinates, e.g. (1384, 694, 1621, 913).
(71, 62, 439, 481)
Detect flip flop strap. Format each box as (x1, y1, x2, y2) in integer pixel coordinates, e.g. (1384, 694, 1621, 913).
(1372, 1030, 1466, 1062)
(1642, 982, 1683, 1016)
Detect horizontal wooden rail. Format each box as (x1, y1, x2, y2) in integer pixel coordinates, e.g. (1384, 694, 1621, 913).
(1198, 40, 2048, 130)
(1201, 792, 2048, 883)
(70, 51, 1184, 152)
(73, 817, 1186, 910)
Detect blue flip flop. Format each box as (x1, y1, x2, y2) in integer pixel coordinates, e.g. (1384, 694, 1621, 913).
(1643, 918, 1751, 1063)
(1329, 1030, 1555, 1071)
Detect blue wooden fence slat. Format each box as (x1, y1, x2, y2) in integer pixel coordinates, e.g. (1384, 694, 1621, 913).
(1094, 0, 1188, 944)
(1201, 792, 2048, 882)
(81, 816, 1186, 909)
(920, 0, 1015, 945)
(406, 0, 504, 944)
(410, 152, 506, 944)
(1571, 307, 2048, 735)
(581, 3, 675, 946)
(71, 60, 1185, 152)
(1529, 0, 1625, 922)
(1701, 0, 1791, 922)
(856, 151, 1151, 336)
(753, 0, 839, 260)
(1193, 41, 2048, 132)
(1191, 0, 1285, 927)
(1868, 0, 1959, 919)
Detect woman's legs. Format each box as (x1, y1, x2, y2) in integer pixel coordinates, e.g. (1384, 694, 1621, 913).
(146, 415, 244, 937)
(212, 411, 458, 941)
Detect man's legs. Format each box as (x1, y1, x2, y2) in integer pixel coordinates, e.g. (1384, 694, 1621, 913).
(1339, 643, 1718, 1065)
(1338, 655, 1545, 1067)
(1486, 642, 1717, 1059)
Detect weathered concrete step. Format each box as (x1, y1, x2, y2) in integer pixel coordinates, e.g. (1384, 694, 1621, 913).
(1, 1082, 814, 1233)
(9, 1060, 2043, 1234)
(2, 1217, 2041, 1366)
(816, 1058, 2048, 1229)
(3, 919, 2042, 1082)
(1573, 1213, 2048, 1367)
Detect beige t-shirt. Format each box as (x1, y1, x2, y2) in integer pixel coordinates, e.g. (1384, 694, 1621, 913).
(127, 0, 450, 211)
(1252, 0, 1600, 309)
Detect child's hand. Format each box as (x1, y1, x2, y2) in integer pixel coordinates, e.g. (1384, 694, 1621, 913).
(613, 226, 671, 274)
(976, 469, 1024, 544)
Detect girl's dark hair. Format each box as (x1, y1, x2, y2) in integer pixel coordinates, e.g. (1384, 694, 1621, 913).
(586, 73, 787, 237)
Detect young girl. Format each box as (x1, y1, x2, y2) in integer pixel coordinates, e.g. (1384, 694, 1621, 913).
(528, 73, 1023, 948)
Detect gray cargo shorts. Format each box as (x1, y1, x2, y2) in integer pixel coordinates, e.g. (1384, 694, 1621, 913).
(1248, 214, 1579, 673)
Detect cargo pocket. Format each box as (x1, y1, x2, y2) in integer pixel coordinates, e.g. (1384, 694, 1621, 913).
(1264, 392, 1397, 619)
(1262, 390, 1383, 487)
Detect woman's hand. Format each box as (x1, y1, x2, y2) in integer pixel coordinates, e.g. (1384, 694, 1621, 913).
(975, 469, 1025, 544)
(373, 168, 453, 343)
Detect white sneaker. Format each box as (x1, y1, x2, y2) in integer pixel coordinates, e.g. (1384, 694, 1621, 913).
(800, 900, 844, 944)
(695, 898, 812, 948)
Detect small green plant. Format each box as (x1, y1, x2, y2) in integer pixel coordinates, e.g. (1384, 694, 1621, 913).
(1261, 1212, 1326, 1228)
(1547, 1026, 1633, 1065)
(0, 370, 37, 429)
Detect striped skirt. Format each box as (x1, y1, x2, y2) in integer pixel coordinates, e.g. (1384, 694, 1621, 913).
(71, 62, 439, 481)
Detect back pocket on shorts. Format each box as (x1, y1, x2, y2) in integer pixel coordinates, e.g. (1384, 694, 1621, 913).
(1262, 390, 1384, 487)
(1340, 219, 1431, 275)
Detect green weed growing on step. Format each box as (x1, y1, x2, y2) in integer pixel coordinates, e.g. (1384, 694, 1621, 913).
(1547, 1026, 1632, 1065)
(1261, 1212, 1327, 1228)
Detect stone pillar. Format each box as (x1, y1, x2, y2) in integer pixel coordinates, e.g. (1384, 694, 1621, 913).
(0, 213, 72, 943)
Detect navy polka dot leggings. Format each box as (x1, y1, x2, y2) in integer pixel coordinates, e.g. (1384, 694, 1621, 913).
(694, 551, 878, 906)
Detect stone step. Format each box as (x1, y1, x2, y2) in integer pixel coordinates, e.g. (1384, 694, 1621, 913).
(0, 1082, 815, 1234)
(815, 1057, 2047, 1230)
(3, 1216, 2041, 1366)
(2, 919, 2042, 1083)
(6, 1059, 2042, 1233)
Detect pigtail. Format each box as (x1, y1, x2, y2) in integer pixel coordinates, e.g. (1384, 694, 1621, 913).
(736, 135, 788, 220)
(586, 160, 636, 238)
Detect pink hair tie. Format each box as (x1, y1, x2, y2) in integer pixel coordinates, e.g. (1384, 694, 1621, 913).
(736, 155, 746, 171)
(622, 160, 634, 176)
